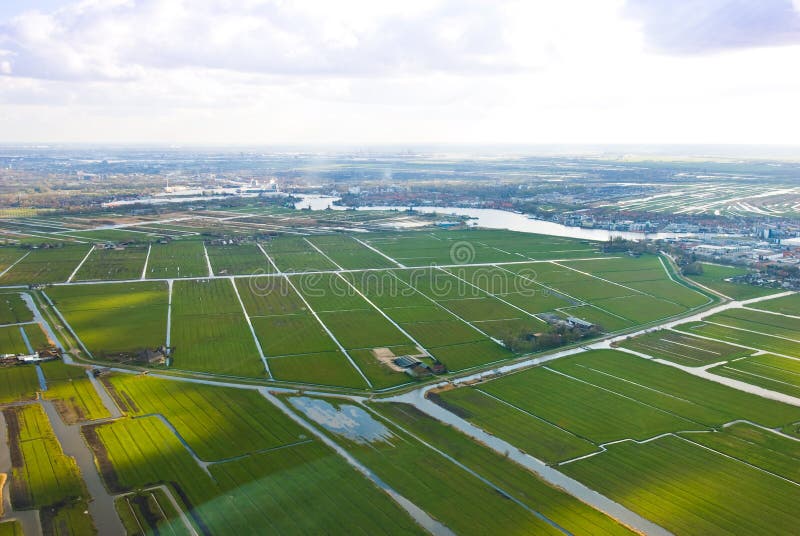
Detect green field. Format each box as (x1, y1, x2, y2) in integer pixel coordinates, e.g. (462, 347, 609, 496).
(260, 236, 338, 272)
(88, 387, 422, 534)
(0, 246, 91, 284)
(676, 321, 800, 358)
(710, 353, 800, 398)
(0, 365, 39, 403)
(41, 361, 110, 423)
(750, 293, 800, 316)
(0, 293, 33, 324)
(206, 243, 273, 275)
(561, 435, 800, 535)
(687, 263, 781, 300)
(307, 235, 397, 269)
(47, 282, 168, 357)
(707, 307, 800, 339)
(370, 402, 633, 535)
(4, 404, 95, 534)
(617, 329, 751, 366)
(115, 489, 191, 536)
(0, 325, 29, 354)
(75, 246, 148, 281)
(287, 395, 564, 535)
(146, 241, 208, 279)
(0, 521, 21, 536)
(170, 278, 264, 377)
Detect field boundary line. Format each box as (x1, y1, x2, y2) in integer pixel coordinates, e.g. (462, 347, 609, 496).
(166, 280, 173, 348)
(362, 403, 572, 534)
(552, 261, 653, 298)
(656, 254, 714, 306)
(439, 267, 547, 325)
(229, 277, 271, 379)
(283, 274, 373, 388)
(742, 306, 800, 321)
(261, 390, 453, 536)
(41, 290, 94, 359)
(303, 237, 344, 271)
(141, 243, 151, 280)
(717, 365, 800, 390)
(350, 236, 406, 268)
(387, 271, 501, 346)
(67, 246, 95, 283)
(256, 243, 282, 273)
(0, 251, 30, 279)
(202, 243, 213, 277)
(334, 273, 432, 357)
(704, 320, 800, 344)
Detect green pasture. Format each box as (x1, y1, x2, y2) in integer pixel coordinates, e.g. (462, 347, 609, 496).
(75, 246, 148, 281)
(146, 241, 208, 279)
(0, 246, 91, 284)
(617, 329, 750, 366)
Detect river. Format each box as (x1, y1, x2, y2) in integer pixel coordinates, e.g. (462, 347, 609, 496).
(293, 195, 691, 241)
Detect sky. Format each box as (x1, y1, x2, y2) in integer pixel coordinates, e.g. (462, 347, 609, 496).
(1, 0, 800, 146)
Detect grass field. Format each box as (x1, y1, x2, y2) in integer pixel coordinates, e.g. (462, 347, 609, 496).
(0, 293, 33, 324)
(41, 361, 110, 423)
(115, 489, 191, 536)
(307, 234, 397, 269)
(89, 393, 421, 534)
(0, 325, 29, 355)
(561, 434, 800, 535)
(750, 293, 800, 316)
(0, 365, 39, 403)
(75, 246, 148, 281)
(170, 278, 264, 377)
(687, 263, 782, 300)
(0, 246, 91, 284)
(3, 404, 95, 534)
(287, 395, 565, 535)
(0, 249, 26, 273)
(260, 236, 338, 272)
(710, 353, 800, 398)
(106, 374, 304, 460)
(46, 282, 168, 357)
(206, 243, 273, 275)
(617, 329, 751, 366)
(0, 521, 21, 536)
(145, 241, 208, 279)
(675, 321, 800, 358)
(370, 401, 633, 535)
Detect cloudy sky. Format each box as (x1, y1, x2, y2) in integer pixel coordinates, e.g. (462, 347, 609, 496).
(1, 0, 800, 145)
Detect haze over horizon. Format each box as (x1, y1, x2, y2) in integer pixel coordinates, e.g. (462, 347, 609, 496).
(1, 0, 800, 146)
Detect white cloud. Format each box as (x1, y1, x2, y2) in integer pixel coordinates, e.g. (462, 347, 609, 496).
(0, 0, 799, 145)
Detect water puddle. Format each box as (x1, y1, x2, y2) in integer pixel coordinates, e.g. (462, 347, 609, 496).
(289, 397, 394, 445)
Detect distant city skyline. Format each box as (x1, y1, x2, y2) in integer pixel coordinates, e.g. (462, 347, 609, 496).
(1, 0, 800, 145)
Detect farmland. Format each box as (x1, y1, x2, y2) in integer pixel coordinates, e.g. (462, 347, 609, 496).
(206, 243, 273, 275)
(145, 241, 208, 279)
(260, 236, 338, 272)
(750, 292, 800, 315)
(0, 246, 90, 284)
(617, 329, 751, 366)
(710, 353, 800, 398)
(41, 360, 110, 423)
(687, 263, 781, 300)
(0, 365, 39, 403)
(0, 293, 33, 324)
(3, 404, 95, 534)
(46, 282, 168, 357)
(74, 245, 148, 281)
(170, 278, 264, 377)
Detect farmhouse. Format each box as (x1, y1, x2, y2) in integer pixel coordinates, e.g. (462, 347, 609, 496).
(567, 316, 595, 329)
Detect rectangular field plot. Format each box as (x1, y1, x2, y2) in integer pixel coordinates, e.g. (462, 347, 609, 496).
(170, 279, 264, 377)
(89, 405, 420, 534)
(268, 351, 369, 389)
(0, 245, 91, 284)
(0, 365, 39, 403)
(750, 293, 800, 316)
(46, 282, 168, 358)
(41, 361, 110, 423)
(0, 325, 29, 354)
(708, 307, 800, 339)
(675, 321, 800, 357)
(306, 235, 397, 269)
(206, 243, 273, 276)
(260, 236, 337, 272)
(687, 263, 782, 300)
(145, 241, 208, 279)
(618, 329, 750, 366)
(115, 489, 190, 536)
(560, 435, 800, 535)
(0, 293, 33, 324)
(106, 374, 304, 460)
(710, 354, 800, 398)
(74, 245, 148, 281)
(0, 248, 26, 273)
(4, 404, 93, 534)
